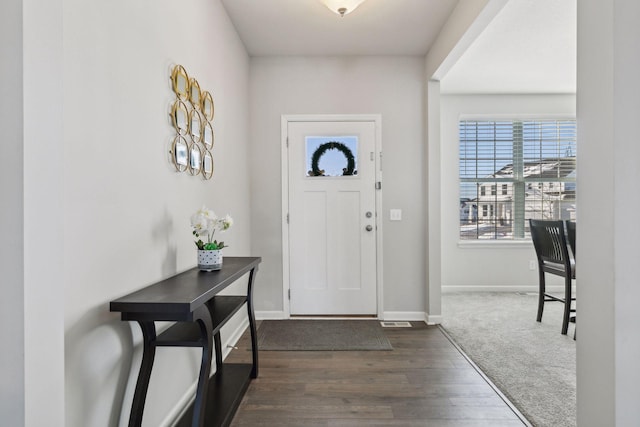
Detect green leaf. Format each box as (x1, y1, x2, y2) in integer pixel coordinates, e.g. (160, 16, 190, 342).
(204, 242, 219, 250)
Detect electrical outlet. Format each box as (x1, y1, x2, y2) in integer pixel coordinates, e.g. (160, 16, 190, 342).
(529, 260, 537, 270)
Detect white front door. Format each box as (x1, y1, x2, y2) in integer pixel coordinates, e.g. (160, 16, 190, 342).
(287, 119, 378, 315)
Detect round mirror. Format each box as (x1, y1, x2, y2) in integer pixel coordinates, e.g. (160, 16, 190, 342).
(171, 100, 189, 135)
(202, 150, 214, 180)
(171, 65, 189, 101)
(201, 91, 214, 121)
(189, 78, 201, 109)
(188, 109, 202, 143)
(189, 143, 202, 176)
(170, 135, 189, 172)
(202, 120, 214, 148)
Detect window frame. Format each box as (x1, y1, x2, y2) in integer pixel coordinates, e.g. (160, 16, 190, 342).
(458, 117, 577, 242)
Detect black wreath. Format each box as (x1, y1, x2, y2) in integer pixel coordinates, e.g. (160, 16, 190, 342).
(310, 141, 357, 176)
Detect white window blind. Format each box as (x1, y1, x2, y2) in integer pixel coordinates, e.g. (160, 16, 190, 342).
(459, 120, 577, 240)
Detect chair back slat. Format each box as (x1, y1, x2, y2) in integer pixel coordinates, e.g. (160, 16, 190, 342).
(529, 219, 571, 266)
(565, 220, 576, 258)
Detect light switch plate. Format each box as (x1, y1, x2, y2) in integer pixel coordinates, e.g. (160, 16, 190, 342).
(390, 209, 402, 221)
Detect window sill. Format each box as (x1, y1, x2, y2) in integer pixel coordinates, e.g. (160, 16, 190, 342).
(457, 240, 533, 249)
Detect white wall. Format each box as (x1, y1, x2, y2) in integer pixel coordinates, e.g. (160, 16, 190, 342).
(249, 56, 426, 318)
(24, 0, 65, 425)
(423, 0, 508, 322)
(1, 0, 66, 425)
(0, 0, 26, 424)
(577, 0, 640, 425)
(440, 94, 576, 291)
(61, 1, 251, 425)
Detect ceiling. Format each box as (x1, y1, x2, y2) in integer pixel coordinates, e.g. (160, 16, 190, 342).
(440, 0, 576, 94)
(220, 0, 458, 56)
(221, 0, 577, 94)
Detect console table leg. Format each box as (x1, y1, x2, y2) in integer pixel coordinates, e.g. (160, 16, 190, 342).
(129, 321, 157, 427)
(214, 332, 223, 370)
(189, 306, 213, 427)
(247, 267, 259, 378)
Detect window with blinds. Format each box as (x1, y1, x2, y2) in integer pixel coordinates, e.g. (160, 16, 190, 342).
(459, 120, 577, 240)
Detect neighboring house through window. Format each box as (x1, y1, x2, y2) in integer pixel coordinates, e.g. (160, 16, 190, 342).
(459, 119, 577, 240)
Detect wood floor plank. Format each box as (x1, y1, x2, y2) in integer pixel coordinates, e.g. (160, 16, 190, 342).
(328, 420, 526, 427)
(237, 403, 394, 419)
(391, 401, 520, 420)
(226, 323, 526, 426)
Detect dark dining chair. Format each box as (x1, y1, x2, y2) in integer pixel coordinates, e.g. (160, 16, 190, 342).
(529, 219, 576, 335)
(565, 220, 577, 339)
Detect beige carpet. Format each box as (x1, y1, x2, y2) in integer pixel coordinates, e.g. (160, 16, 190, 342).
(441, 291, 576, 427)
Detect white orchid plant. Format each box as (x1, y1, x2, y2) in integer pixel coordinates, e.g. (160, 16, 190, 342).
(190, 206, 233, 250)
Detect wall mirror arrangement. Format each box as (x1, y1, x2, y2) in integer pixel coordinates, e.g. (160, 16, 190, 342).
(169, 64, 215, 179)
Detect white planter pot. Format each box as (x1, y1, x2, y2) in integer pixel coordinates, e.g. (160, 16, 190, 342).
(197, 249, 223, 271)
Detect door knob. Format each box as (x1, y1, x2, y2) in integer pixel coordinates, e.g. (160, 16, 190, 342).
(366, 225, 373, 232)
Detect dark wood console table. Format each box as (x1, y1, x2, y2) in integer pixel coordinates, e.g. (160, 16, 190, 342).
(110, 256, 261, 427)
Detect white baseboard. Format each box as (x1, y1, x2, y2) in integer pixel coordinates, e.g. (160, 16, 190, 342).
(256, 311, 452, 325)
(442, 285, 572, 293)
(425, 314, 443, 325)
(223, 316, 249, 358)
(382, 311, 427, 322)
(256, 310, 287, 320)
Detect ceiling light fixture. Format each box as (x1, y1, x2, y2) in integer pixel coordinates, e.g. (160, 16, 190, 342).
(320, 0, 367, 17)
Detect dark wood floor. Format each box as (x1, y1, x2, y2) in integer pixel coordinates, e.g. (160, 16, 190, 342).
(225, 322, 526, 426)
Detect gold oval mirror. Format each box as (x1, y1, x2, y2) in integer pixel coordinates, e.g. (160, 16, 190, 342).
(202, 120, 214, 148)
(202, 150, 214, 180)
(189, 143, 202, 176)
(171, 65, 189, 101)
(201, 91, 214, 121)
(188, 109, 202, 143)
(189, 78, 201, 109)
(171, 100, 189, 135)
(170, 135, 189, 172)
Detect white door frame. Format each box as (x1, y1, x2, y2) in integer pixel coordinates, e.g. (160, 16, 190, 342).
(281, 114, 384, 318)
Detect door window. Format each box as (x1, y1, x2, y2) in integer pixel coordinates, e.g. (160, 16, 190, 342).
(305, 136, 358, 177)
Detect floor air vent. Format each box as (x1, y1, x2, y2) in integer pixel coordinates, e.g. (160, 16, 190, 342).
(380, 321, 412, 328)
